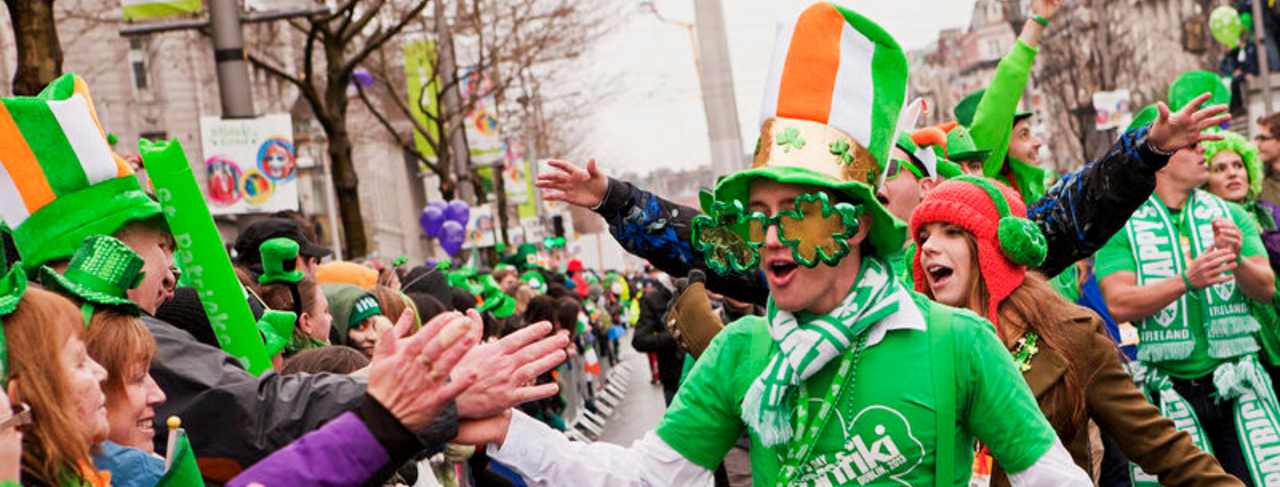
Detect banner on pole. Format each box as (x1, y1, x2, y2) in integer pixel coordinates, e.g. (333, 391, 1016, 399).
(459, 67, 504, 165)
(198, 114, 299, 215)
(122, 0, 201, 20)
(463, 204, 497, 249)
(404, 39, 441, 169)
(1093, 90, 1134, 131)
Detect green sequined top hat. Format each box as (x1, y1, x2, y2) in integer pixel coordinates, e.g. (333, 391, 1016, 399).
(953, 88, 1034, 128)
(258, 237, 304, 285)
(39, 235, 144, 316)
(704, 3, 911, 258)
(0, 74, 163, 272)
(0, 264, 27, 384)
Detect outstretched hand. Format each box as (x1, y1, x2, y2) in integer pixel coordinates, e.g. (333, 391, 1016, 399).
(367, 309, 479, 431)
(534, 159, 609, 209)
(1032, 0, 1065, 20)
(1148, 93, 1230, 154)
(454, 320, 569, 419)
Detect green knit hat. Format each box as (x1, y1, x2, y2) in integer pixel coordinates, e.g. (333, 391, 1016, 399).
(1202, 129, 1264, 200)
(39, 234, 144, 316)
(258, 237, 304, 285)
(1168, 70, 1231, 112)
(321, 283, 382, 344)
(954, 89, 1033, 128)
(707, 3, 910, 257)
(0, 74, 163, 272)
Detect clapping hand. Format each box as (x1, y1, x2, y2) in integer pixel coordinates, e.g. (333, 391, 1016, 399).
(367, 310, 479, 431)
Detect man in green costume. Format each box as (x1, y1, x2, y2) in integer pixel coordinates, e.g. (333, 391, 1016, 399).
(1099, 77, 1278, 485)
(453, 4, 1091, 486)
(955, 0, 1063, 204)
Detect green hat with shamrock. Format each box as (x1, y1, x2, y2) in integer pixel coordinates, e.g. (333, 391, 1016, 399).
(0, 74, 164, 272)
(702, 3, 911, 259)
(39, 234, 144, 317)
(954, 88, 1033, 128)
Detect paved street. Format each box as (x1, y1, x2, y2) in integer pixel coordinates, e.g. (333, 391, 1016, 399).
(598, 334, 668, 446)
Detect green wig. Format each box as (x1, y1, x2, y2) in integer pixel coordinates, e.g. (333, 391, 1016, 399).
(1202, 129, 1264, 200)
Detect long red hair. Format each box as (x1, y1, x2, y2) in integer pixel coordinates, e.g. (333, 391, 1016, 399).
(6, 288, 96, 484)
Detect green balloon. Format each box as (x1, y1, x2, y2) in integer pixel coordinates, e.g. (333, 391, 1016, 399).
(1210, 6, 1243, 49)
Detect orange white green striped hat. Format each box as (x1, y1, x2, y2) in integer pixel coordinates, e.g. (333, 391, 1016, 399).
(710, 3, 910, 255)
(0, 74, 162, 271)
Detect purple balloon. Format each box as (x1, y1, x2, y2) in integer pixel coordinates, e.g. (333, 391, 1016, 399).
(427, 200, 448, 211)
(445, 199, 470, 224)
(440, 220, 466, 256)
(420, 206, 446, 237)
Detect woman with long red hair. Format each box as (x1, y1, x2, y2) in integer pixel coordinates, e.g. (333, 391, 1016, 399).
(911, 176, 1238, 486)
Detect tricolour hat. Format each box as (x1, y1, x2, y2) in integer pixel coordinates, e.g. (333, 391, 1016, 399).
(710, 2, 910, 255)
(953, 89, 1033, 128)
(39, 234, 144, 317)
(0, 74, 162, 271)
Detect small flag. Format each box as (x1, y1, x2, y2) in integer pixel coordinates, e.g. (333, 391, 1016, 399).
(158, 416, 204, 487)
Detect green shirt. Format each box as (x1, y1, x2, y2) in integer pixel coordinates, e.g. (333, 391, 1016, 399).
(1096, 199, 1266, 378)
(654, 294, 1056, 486)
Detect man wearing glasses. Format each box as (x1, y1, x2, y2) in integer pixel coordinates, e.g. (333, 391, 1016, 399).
(1254, 113, 1280, 206)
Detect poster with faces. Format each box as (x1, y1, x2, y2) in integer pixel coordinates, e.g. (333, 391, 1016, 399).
(198, 114, 299, 215)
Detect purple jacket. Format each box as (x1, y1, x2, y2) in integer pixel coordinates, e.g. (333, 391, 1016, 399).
(228, 395, 423, 487)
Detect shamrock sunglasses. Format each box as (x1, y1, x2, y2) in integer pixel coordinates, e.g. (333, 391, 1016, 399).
(692, 191, 864, 275)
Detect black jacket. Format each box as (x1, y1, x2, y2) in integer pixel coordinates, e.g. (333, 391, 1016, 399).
(592, 125, 1172, 306)
(631, 283, 682, 397)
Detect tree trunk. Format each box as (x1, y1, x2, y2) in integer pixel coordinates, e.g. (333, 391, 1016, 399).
(5, 0, 62, 95)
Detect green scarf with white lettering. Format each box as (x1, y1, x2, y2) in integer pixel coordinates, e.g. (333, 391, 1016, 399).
(1123, 190, 1259, 363)
(1129, 356, 1280, 486)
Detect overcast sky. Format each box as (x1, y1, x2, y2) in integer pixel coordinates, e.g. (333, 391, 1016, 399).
(574, 0, 979, 177)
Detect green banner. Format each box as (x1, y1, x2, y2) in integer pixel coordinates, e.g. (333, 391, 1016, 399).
(122, 0, 201, 21)
(140, 139, 272, 375)
(404, 39, 441, 169)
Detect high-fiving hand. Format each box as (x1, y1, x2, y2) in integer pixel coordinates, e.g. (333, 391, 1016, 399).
(367, 309, 479, 431)
(535, 159, 610, 209)
(1148, 93, 1231, 154)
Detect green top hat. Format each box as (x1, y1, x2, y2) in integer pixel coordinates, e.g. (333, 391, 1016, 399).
(258, 237, 304, 285)
(954, 89, 1034, 128)
(942, 124, 990, 163)
(39, 235, 144, 316)
(710, 3, 910, 256)
(0, 74, 163, 272)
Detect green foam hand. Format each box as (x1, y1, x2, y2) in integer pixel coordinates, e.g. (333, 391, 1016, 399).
(140, 138, 272, 375)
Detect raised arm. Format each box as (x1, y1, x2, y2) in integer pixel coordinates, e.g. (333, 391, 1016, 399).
(536, 160, 769, 305)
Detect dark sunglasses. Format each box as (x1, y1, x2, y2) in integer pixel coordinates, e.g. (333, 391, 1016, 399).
(0, 403, 31, 430)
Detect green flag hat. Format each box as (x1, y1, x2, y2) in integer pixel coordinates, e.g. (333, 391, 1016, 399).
(954, 88, 1033, 128)
(1169, 70, 1230, 112)
(709, 3, 910, 256)
(258, 237, 304, 285)
(39, 234, 143, 316)
(0, 74, 164, 272)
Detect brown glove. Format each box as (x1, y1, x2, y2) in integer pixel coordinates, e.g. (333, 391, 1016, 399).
(663, 281, 724, 359)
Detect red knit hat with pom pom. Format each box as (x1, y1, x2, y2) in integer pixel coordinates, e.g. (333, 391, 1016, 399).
(909, 177, 1044, 327)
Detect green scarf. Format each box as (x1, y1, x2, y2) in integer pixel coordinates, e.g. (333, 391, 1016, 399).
(1129, 356, 1280, 486)
(1123, 191, 1259, 363)
(740, 255, 902, 447)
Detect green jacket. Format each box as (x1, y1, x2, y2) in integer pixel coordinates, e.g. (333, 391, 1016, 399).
(969, 39, 1052, 204)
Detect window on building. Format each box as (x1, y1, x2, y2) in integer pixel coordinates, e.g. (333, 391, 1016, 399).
(984, 39, 1002, 60)
(129, 38, 150, 91)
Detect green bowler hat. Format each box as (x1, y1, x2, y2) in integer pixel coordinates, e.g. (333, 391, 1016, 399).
(39, 235, 144, 316)
(258, 237, 304, 285)
(953, 89, 1033, 128)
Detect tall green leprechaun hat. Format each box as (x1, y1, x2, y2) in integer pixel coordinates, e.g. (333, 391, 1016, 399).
(953, 88, 1033, 128)
(0, 74, 162, 272)
(693, 3, 910, 275)
(39, 234, 144, 319)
